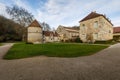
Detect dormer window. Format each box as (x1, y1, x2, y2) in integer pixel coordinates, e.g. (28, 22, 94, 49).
(94, 21, 98, 28)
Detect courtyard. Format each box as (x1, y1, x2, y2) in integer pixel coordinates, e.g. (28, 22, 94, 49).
(0, 43, 120, 80)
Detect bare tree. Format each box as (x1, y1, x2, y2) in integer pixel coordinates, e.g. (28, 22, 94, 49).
(41, 22, 51, 31)
(6, 5, 34, 27)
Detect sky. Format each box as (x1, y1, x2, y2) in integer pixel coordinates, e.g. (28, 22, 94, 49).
(0, 0, 120, 29)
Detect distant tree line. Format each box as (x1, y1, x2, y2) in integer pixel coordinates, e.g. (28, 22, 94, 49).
(0, 15, 24, 42)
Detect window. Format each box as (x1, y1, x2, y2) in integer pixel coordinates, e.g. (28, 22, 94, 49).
(82, 34, 86, 39)
(109, 30, 111, 33)
(94, 33, 98, 39)
(81, 24, 85, 29)
(83, 24, 85, 28)
(82, 24, 85, 26)
(94, 21, 98, 28)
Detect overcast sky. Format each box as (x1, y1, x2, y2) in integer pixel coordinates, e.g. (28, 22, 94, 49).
(0, 0, 120, 28)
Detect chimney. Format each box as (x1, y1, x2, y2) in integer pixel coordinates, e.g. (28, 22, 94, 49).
(93, 11, 96, 13)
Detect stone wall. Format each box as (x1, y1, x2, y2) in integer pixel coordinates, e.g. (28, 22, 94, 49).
(44, 36, 59, 42)
(57, 26, 79, 41)
(80, 16, 113, 42)
(27, 27, 42, 43)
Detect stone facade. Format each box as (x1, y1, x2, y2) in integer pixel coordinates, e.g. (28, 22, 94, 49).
(56, 25, 79, 41)
(43, 31, 60, 43)
(27, 20, 43, 43)
(79, 12, 113, 42)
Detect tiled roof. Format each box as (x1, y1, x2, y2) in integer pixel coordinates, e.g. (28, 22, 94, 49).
(58, 25, 79, 31)
(79, 12, 113, 25)
(28, 20, 42, 27)
(64, 27, 79, 30)
(113, 27, 120, 33)
(66, 30, 79, 33)
(43, 31, 59, 37)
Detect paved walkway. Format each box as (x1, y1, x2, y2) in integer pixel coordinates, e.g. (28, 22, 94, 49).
(0, 43, 120, 80)
(0, 43, 14, 59)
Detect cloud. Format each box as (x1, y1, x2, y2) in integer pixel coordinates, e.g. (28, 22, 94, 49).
(36, 0, 83, 28)
(0, 0, 120, 28)
(0, 3, 6, 14)
(36, 0, 120, 28)
(11, 0, 33, 12)
(112, 17, 120, 27)
(0, 3, 9, 17)
(0, 0, 34, 18)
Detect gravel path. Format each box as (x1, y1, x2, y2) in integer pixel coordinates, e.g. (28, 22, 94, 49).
(0, 43, 120, 80)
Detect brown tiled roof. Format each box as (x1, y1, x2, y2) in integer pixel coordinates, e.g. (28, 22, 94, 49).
(66, 30, 79, 33)
(113, 27, 120, 33)
(28, 20, 42, 27)
(64, 27, 79, 30)
(43, 31, 59, 37)
(79, 12, 113, 26)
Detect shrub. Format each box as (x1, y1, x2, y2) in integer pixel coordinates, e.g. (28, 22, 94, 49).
(113, 36, 120, 42)
(64, 37, 83, 43)
(75, 37, 83, 43)
(94, 39, 113, 44)
(26, 42, 33, 44)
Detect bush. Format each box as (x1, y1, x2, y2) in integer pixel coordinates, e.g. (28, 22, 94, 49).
(26, 42, 33, 44)
(0, 36, 5, 42)
(113, 36, 120, 42)
(64, 37, 83, 43)
(75, 37, 83, 43)
(94, 39, 113, 44)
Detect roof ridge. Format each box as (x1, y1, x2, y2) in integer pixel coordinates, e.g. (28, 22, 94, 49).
(80, 12, 102, 22)
(79, 12, 113, 26)
(28, 19, 42, 27)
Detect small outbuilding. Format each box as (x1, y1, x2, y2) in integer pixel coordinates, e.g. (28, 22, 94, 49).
(27, 20, 43, 43)
(43, 31, 60, 43)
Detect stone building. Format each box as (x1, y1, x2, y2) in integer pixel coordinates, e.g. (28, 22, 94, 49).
(79, 12, 113, 42)
(113, 27, 120, 41)
(56, 25, 79, 42)
(43, 31, 59, 43)
(27, 20, 43, 43)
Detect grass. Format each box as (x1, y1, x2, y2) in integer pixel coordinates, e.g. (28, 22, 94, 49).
(3, 43, 108, 60)
(0, 43, 2, 46)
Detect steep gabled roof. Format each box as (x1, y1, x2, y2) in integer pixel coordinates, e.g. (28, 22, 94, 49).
(79, 12, 113, 26)
(28, 20, 42, 28)
(80, 12, 102, 22)
(113, 27, 120, 33)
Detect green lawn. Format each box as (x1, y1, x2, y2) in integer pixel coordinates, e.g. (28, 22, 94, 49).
(0, 43, 2, 46)
(3, 43, 108, 60)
